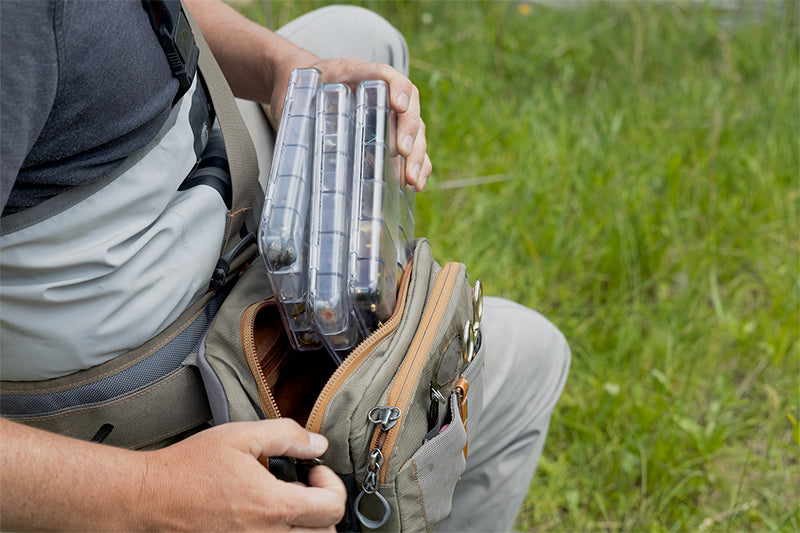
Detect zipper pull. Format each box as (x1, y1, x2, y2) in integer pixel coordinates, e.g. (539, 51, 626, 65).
(355, 448, 391, 529)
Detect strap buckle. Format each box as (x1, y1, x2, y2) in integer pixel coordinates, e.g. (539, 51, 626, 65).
(143, 0, 199, 90)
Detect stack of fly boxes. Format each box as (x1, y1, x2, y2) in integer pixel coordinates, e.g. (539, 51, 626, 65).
(258, 68, 415, 363)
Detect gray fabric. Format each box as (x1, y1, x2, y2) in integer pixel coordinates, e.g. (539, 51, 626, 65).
(0, 0, 177, 215)
(195, 338, 232, 425)
(0, 76, 211, 236)
(0, 289, 222, 449)
(6, 365, 212, 450)
(182, 2, 260, 254)
(0, 295, 219, 415)
(202, 256, 274, 424)
(0, 77, 223, 381)
(275, 5, 410, 77)
(398, 391, 469, 530)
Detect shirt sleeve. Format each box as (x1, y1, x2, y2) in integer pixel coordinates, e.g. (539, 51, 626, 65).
(1, 0, 60, 213)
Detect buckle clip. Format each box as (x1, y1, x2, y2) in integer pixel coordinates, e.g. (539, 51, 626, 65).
(143, 1, 199, 90)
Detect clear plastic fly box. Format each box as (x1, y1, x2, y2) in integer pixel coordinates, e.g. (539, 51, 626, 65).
(348, 80, 415, 335)
(307, 83, 361, 359)
(258, 68, 322, 351)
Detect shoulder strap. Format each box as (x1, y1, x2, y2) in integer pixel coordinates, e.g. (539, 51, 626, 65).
(180, 1, 259, 256)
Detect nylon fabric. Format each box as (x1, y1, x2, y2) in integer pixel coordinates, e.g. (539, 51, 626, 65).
(397, 391, 468, 531)
(0, 77, 226, 381)
(0, 296, 222, 417)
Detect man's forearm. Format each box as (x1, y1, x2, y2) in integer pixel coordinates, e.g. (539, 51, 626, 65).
(0, 418, 147, 531)
(184, 0, 316, 103)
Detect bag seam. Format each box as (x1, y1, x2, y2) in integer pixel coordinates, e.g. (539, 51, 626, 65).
(411, 460, 432, 532)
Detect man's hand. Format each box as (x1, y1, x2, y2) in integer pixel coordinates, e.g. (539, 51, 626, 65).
(0, 417, 345, 532)
(270, 56, 432, 192)
(184, 0, 432, 191)
(141, 419, 346, 531)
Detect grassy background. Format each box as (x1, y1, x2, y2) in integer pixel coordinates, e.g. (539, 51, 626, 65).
(237, 1, 799, 530)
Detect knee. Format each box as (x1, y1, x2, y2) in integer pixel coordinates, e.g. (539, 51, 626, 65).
(483, 297, 571, 392)
(277, 5, 409, 73)
(527, 306, 571, 381)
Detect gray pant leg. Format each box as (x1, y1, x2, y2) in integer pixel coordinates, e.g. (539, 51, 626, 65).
(275, 5, 409, 75)
(437, 297, 571, 532)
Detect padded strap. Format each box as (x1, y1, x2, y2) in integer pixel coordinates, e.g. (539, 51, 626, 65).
(181, 1, 259, 254)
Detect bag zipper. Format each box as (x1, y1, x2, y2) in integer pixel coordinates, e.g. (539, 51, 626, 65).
(242, 300, 282, 419)
(367, 262, 461, 484)
(241, 261, 415, 427)
(305, 262, 414, 434)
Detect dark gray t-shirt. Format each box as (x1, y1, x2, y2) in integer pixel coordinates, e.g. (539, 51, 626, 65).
(0, 0, 178, 215)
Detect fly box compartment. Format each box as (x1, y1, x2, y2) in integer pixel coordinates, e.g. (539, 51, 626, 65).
(258, 68, 322, 351)
(307, 83, 361, 359)
(348, 80, 414, 336)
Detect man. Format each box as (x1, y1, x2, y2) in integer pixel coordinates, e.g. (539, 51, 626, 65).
(0, 1, 569, 530)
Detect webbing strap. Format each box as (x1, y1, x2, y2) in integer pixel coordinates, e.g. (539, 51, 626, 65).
(181, 1, 259, 254)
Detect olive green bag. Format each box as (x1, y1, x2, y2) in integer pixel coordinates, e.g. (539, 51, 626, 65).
(198, 238, 486, 532)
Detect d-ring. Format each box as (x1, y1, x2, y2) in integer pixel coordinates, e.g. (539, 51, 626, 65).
(355, 490, 391, 529)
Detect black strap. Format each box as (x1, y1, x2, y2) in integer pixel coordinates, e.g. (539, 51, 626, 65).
(142, 0, 199, 98)
(149, 1, 260, 283)
(181, 3, 259, 256)
(179, 129, 232, 208)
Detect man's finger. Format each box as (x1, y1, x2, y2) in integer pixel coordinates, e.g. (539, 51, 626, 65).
(396, 84, 421, 158)
(405, 118, 428, 189)
(277, 466, 346, 528)
(222, 419, 328, 461)
(417, 153, 432, 191)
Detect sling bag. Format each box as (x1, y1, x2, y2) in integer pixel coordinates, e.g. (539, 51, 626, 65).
(198, 238, 485, 532)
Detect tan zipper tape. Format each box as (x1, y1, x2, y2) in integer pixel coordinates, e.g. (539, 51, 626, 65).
(306, 262, 415, 434)
(242, 301, 281, 420)
(373, 262, 461, 483)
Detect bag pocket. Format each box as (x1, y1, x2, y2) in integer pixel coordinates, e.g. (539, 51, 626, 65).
(354, 260, 477, 531)
(395, 390, 468, 532)
(241, 300, 336, 425)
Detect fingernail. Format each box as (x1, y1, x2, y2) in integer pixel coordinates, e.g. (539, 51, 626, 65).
(402, 135, 414, 154)
(396, 92, 409, 111)
(309, 432, 328, 451)
(411, 164, 422, 181)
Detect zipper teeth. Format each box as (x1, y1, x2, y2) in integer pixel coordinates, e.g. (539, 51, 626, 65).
(242, 302, 281, 419)
(306, 262, 414, 433)
(372, 263, 460, 482)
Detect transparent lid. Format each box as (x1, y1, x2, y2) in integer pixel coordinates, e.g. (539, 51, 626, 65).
(307, 83, 361, 355)
(348, 80, 404, 335)
(258, 68, 321, 350)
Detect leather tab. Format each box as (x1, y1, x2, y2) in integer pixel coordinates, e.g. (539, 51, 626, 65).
(455, 375, 469, 457)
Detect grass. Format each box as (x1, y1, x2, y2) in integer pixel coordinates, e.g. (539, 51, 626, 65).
(237, 1, 799, 530)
